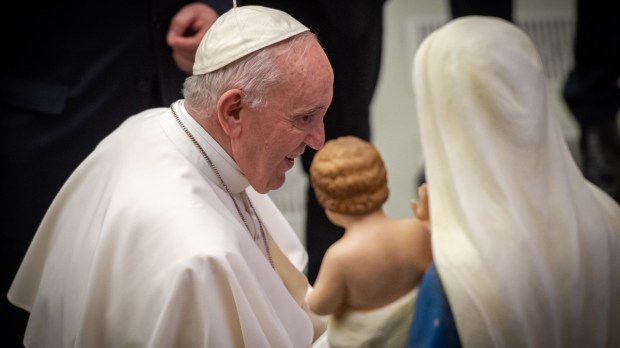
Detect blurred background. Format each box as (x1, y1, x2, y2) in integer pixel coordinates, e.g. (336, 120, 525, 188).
(270, 0, 579, 241)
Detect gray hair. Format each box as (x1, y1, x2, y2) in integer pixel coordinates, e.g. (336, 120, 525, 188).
(183, 31, 318, 116)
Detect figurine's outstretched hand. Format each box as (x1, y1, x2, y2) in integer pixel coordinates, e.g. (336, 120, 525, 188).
(411, 183, 430, 230)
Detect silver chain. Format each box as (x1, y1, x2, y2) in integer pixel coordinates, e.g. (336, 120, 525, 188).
(170, 103, 274, 269)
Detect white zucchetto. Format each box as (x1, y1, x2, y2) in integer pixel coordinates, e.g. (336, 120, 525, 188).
(193, 5, 310, 75)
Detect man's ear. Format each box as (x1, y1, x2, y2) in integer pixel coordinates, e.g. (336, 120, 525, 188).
(217, 89, 243, 137)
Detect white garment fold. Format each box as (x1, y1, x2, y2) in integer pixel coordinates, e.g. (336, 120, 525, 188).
(326, 288, 418, 348)
(8, 102, 321, 347)
(413, 16, 620, 348)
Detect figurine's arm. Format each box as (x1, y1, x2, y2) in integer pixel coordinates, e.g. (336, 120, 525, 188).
(307, 249, 347, 316)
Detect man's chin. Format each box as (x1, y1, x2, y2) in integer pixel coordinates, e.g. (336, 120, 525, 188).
(249, 179, 282, 194)
(265, 173, 287, 193)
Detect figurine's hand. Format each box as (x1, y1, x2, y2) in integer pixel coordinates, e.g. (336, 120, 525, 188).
(411, 183, 430, 229)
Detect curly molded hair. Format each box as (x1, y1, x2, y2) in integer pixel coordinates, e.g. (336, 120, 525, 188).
(310, 136, 389, 215)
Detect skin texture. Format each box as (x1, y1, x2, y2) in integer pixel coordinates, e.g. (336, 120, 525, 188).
(307, 136, 432, 316)
(193, 37, 334, 193)
(308, 209, 431, 316)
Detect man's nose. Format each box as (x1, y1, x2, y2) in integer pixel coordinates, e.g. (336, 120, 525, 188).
(305, 123, 325, 150)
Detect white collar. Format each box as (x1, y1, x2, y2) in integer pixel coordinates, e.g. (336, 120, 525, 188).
(173, 100, 250, 194)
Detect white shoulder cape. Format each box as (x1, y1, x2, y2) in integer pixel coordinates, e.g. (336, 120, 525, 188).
(8, 106, 316, 347)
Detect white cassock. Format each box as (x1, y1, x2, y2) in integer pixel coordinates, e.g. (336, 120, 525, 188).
(413, 16, 620, 347)
(8, 100, 325, 347)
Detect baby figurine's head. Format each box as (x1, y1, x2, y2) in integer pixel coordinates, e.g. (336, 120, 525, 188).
(310, 136, 389, 215)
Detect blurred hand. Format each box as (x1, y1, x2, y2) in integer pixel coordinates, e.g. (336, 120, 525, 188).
(411, 183, 430, 229)
(167, 3, 219, 74)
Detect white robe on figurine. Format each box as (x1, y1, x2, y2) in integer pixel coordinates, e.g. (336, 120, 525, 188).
(413, 16, 620, 348)
(8, 101, 324, 347)
(326, 288, 417, 348)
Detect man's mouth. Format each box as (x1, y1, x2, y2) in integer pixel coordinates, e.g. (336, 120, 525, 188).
(285, 153, 302, 161)
(285, 152, 305, 165)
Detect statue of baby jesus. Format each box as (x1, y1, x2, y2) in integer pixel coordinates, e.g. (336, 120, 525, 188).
(307, 135, 431, 348)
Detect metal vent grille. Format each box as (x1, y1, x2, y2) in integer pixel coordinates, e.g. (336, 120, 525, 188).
(404, 11, 580, 146)
(406, 12, 575, 82)
(270, 12, 578, 239)
(516, 13, 575, 81)
(268, 162, 307, 240)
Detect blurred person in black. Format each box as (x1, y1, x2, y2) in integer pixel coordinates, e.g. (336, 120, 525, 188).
(242, 0, 387, 284)
(0, 0, 230, 344)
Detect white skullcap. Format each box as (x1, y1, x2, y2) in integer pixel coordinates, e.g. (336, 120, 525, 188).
(192, 5, 310, 75)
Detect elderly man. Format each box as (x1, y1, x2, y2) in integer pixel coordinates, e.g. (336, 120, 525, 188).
(8, 5, 333, 347)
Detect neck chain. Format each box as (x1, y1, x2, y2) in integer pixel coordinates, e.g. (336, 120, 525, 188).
(170, 103, 274, 269)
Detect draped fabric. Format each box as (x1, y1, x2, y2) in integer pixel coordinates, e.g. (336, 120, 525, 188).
(412, 16, 620, 348)
(326, 289, 417, 348)
(8, 102, 320, 347)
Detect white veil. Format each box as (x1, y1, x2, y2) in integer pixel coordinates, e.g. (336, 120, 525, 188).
(413, 15, 620, 348)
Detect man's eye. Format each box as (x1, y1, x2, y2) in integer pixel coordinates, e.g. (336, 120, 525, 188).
(295, 115, 313, 128)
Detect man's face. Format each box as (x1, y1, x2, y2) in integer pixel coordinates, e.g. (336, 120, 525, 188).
(233, 40, 334, 193)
